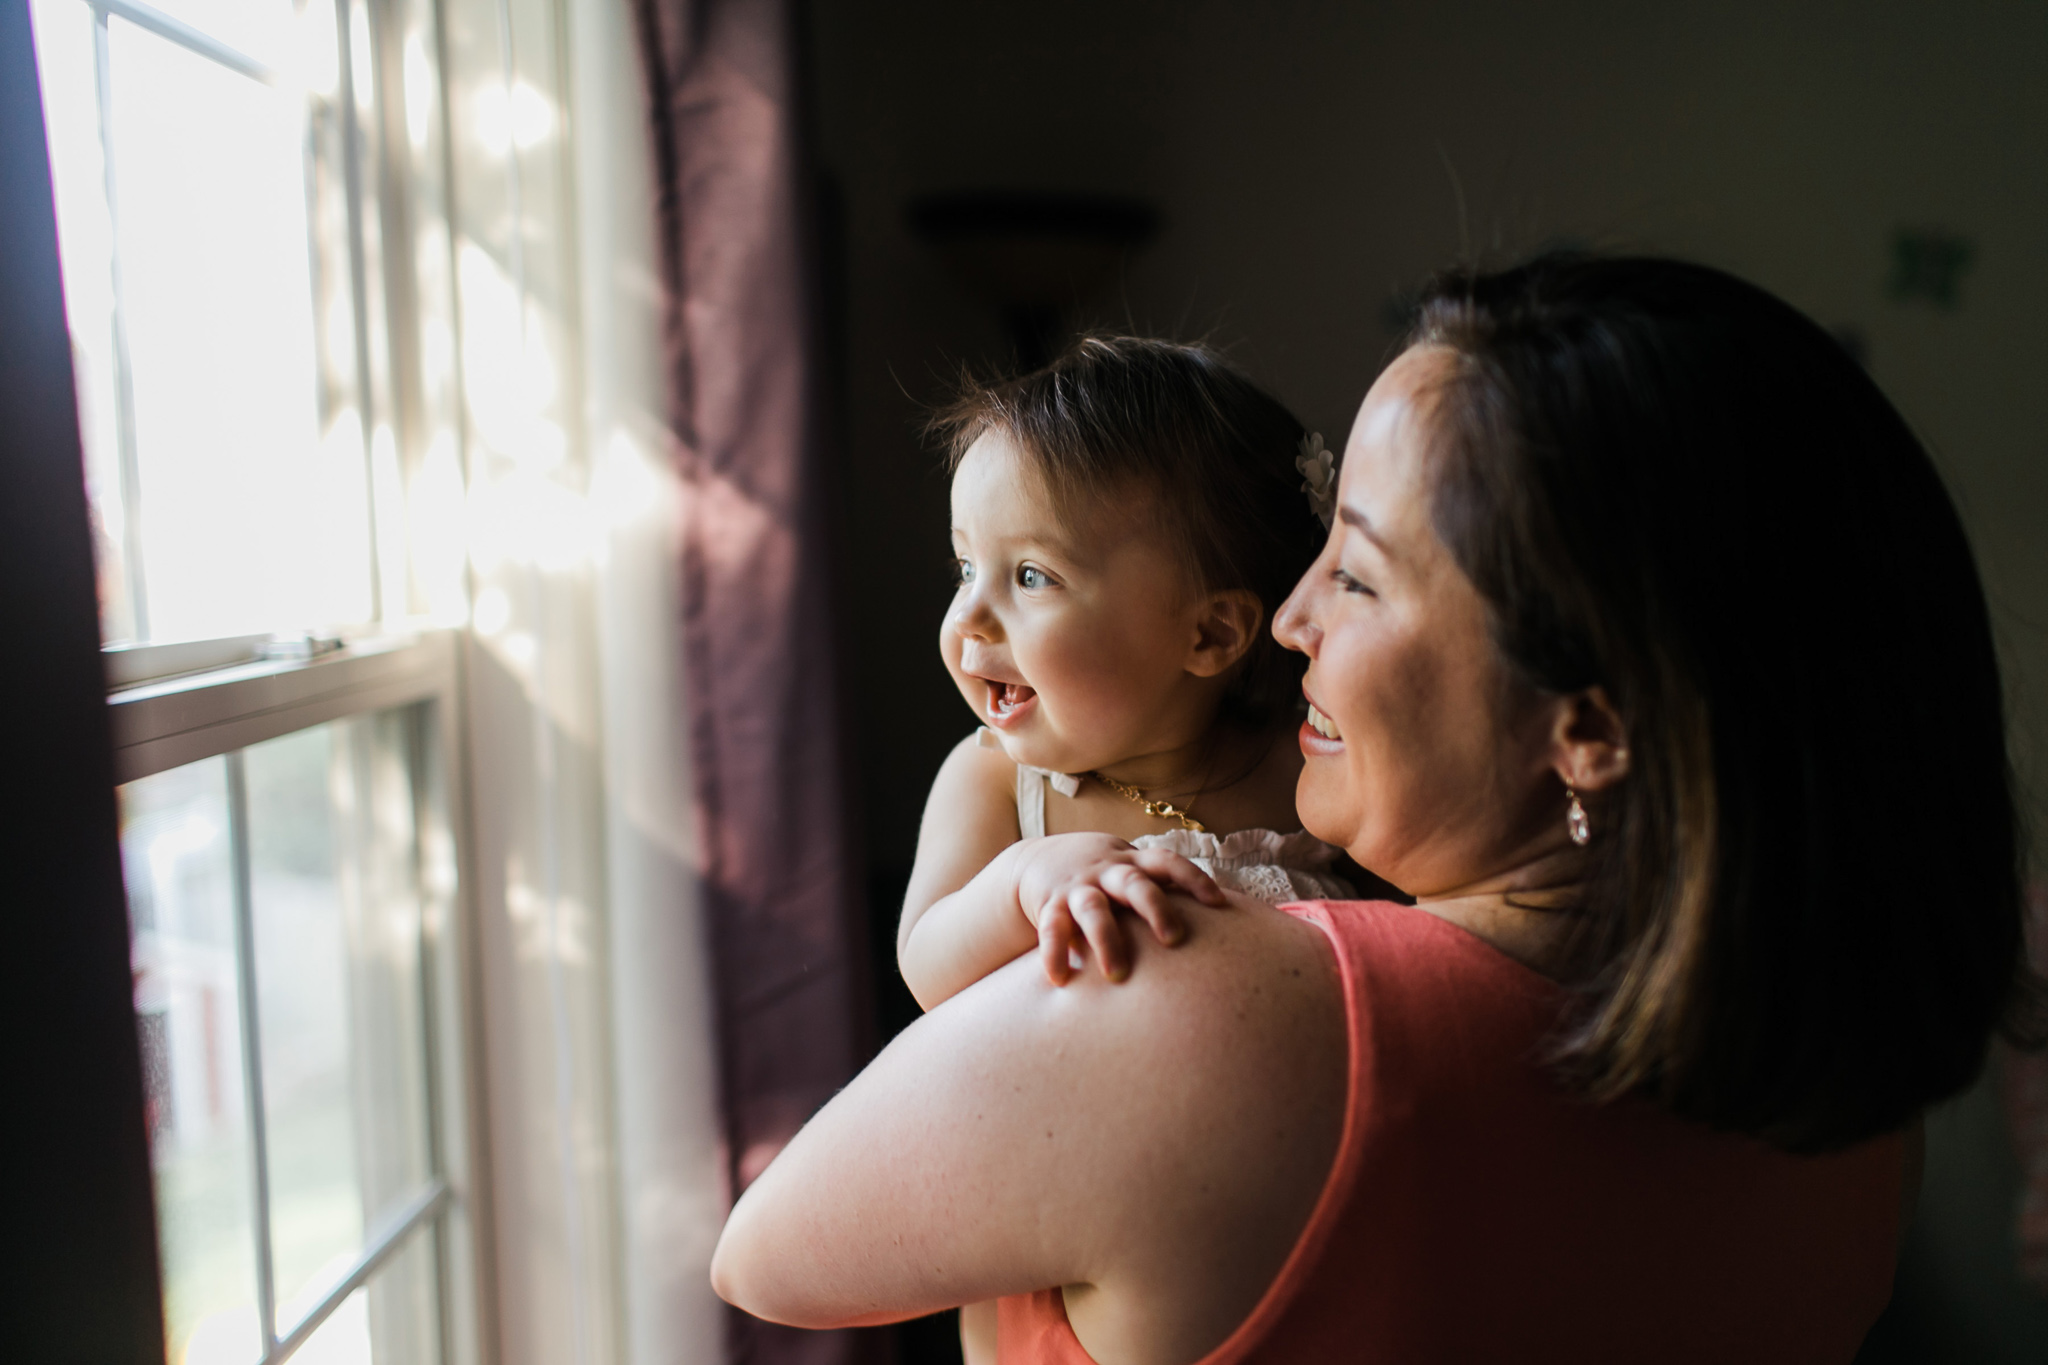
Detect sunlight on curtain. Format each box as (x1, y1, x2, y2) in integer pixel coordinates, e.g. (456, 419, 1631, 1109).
(439, 0, 629, 1360)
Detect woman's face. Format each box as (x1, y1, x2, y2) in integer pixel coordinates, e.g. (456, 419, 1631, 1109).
(1274, 346, 1565, 897)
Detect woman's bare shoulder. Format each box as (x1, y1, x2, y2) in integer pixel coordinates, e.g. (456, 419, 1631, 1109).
(1059, 895, 1341, 1077)
(1046, 899, 1347, 1361)
(714, 895, 1347, 1363)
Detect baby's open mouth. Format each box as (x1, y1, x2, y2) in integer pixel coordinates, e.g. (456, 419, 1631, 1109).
(985, 678, 1037, 724)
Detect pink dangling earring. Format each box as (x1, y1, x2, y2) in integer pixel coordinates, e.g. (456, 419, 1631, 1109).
(1565, 785, 1591, 846)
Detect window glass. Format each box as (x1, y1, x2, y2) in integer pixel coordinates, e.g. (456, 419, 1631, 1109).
(246, 718, 432, 1329)
(108, 17, 371, 643)
(28, 0, 378, 648)
(290, 1229, 441, 1365)
(122, 755, 263, 1365)
(29, 0, 133, 641)
(120, 707, 438, 1365)
(145, 0, 298, 69)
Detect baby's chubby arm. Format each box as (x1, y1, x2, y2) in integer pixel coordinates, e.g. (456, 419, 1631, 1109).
(897, 733, 1022, 985)
(897, 734, 1223, 1011)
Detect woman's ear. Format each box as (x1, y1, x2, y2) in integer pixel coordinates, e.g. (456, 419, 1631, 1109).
(1548, 686, 1631, 792)
(1186, 590, 1265, 678)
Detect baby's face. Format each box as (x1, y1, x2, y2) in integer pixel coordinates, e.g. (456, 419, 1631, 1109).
(943, 432, 1210, 775)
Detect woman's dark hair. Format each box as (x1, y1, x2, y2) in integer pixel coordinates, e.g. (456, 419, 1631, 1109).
(1408, 253, 2040, 1151)
(930, 334, 1323, 731)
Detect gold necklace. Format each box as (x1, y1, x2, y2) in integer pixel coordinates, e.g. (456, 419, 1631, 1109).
(1088, 771, 1207, 833)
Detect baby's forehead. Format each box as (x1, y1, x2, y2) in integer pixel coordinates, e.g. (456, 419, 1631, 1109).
(953, 440, 1170, 564)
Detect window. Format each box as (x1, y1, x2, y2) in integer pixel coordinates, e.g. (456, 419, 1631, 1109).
(32, 0, 466, 654)
(120, 694, 454, 1364)
(28, 0, 480, 1359)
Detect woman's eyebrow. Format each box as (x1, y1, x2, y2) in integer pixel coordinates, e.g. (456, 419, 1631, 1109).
(1338, 504, 1394, 556)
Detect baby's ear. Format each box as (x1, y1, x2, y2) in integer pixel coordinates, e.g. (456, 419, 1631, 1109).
(1186, 590, 1264, 678)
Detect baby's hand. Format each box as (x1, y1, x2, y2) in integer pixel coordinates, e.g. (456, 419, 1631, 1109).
(1013, 833, 1227, 987)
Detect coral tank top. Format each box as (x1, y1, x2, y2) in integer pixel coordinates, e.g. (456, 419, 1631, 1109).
(996, 900, 1903, 1364)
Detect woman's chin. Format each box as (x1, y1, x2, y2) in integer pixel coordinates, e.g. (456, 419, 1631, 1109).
(1293, 769, 1355, 852)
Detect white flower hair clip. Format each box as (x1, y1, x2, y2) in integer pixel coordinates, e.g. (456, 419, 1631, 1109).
(1296, 433, 1337, 528)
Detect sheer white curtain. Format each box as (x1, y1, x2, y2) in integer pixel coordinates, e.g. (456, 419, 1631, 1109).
(440, 0, 725, 1358)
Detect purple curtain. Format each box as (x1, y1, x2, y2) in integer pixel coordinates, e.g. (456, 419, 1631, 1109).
(629, 1, 870, 1361)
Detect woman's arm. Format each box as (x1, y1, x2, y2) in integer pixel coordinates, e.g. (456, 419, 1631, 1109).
(714, 897, 1347, 1365)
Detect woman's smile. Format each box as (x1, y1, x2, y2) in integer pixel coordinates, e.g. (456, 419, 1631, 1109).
(1302, 692, 1343, 745)
(1274, 346, 1571, 899)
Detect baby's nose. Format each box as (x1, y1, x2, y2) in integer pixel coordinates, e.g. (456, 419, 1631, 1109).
(949, 592, 999, 640)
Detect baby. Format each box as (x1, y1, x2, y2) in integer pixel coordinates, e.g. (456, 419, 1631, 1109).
(894, 336, 1350, 1360)
(898, 334, 1349, 998)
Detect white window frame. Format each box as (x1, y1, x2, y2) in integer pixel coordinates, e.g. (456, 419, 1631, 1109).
(108, 631, 487, 1364)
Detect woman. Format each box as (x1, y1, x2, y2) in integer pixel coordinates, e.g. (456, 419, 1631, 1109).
(711, 255, 2036, 1363)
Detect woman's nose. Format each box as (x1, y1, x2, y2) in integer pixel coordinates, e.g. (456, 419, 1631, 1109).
(1274, 581, 1317, 657)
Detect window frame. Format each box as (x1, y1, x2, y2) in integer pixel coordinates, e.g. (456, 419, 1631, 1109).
(110, 632, 490, 1365)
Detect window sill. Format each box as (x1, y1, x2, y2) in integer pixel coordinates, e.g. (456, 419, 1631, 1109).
(107, 630, 457, 782)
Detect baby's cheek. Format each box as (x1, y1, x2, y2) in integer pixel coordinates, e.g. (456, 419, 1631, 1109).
(1042, 633, 1150, 716)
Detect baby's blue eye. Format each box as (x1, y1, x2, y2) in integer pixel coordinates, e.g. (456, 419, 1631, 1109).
(1017, 565, 1051, 590)
(951, 558, 974, 585)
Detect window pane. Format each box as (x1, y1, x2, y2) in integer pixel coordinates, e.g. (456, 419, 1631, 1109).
(290, 1228, 441, 1365)
(143, 0, 298, 70)
(364, 1225, 442, 1365)
(120, 707, 440, 1362)
(107, 17, 373, 643)
(27, 0, 137, 643)
(245, 713, 433, 1331)
(121, 757, 262, 1365)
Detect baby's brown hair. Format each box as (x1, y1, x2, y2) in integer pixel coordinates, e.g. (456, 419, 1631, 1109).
(931, 334, 1325, 732)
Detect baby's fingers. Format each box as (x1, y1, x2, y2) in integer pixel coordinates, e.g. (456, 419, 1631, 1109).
(1069, 886, 1133, 982)
(1037, 903, 1079, 987)
(1105, 866, 1186, 947)
(1131, 849, 1225, 906)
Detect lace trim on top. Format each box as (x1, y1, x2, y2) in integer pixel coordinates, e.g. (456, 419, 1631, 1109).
(1131, 828, 1354, 905)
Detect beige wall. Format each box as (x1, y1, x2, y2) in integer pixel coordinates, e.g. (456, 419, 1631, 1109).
(815, 0, 2048, 870)
(813, 0, 2048, 1357)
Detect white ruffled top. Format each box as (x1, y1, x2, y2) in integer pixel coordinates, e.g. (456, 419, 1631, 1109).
(980, 727, 1354, 904)
(1124, 826, 1354, 905)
